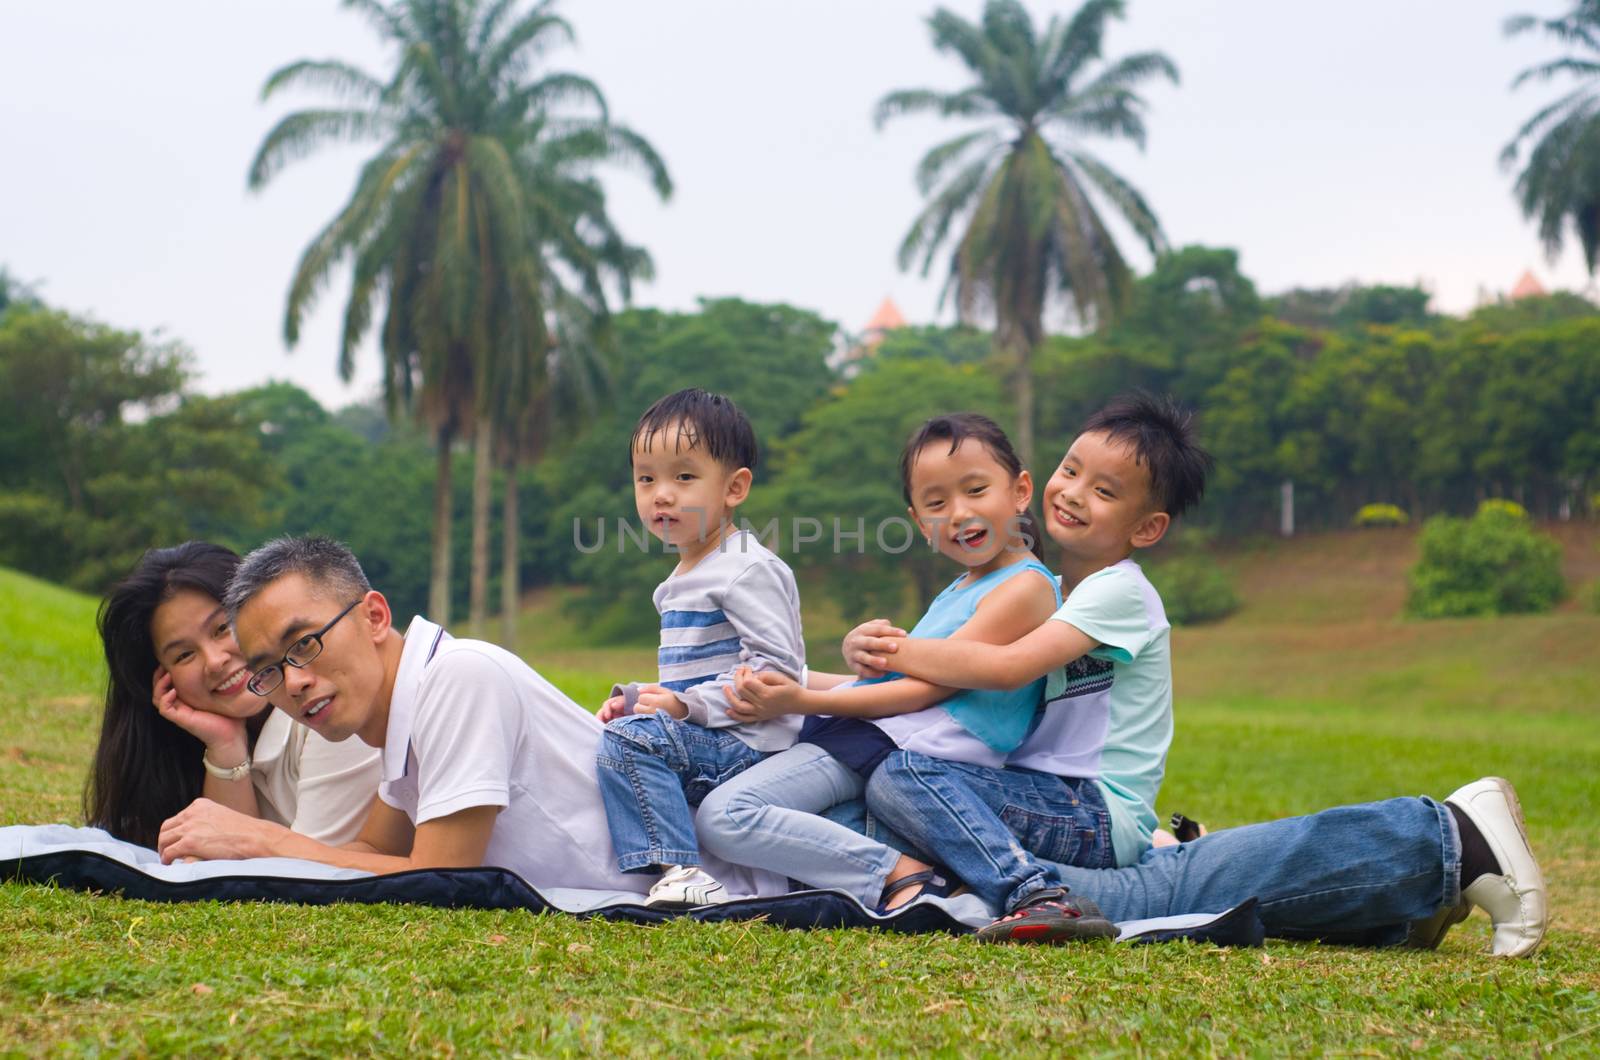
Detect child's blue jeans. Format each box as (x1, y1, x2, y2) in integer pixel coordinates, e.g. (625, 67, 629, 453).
(865, 751, 1115, 912)
(596, 712, 767, 872)
(696, 742, 904, 907)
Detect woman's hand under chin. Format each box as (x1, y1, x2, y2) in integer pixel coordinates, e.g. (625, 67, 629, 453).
(152, 666, 248, 756)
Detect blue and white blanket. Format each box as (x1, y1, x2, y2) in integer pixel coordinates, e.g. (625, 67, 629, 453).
(0, 825, 1261, 945)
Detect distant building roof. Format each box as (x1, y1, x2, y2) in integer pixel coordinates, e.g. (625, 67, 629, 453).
(864, 297, 906, 333)
(1511, 269, 1546, 300)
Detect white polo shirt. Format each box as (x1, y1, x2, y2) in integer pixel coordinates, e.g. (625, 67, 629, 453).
(376, 617, 648, 895)
(374, 618, 787, 899)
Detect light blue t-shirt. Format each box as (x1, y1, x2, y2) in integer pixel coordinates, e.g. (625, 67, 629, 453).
(869, 556, 1060, 766)
(1006, 558, 1172, 867)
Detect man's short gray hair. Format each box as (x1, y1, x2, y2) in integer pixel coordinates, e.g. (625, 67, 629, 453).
(224, 535, 372, 621)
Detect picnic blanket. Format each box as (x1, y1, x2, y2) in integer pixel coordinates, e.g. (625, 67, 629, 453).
(0, 825, 1263, 945)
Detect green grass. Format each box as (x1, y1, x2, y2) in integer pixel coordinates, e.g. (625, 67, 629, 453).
(3, 529, 1600, 1055)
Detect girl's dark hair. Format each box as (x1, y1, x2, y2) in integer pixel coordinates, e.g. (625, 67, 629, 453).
(898, 413, 1045, 561)
(84, 541, 244, 847)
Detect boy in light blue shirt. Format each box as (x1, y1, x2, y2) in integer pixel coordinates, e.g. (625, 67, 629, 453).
(858, 393, 1212, 942)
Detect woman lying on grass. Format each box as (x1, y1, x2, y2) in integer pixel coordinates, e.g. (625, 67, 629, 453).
(84, 542, 381, 849)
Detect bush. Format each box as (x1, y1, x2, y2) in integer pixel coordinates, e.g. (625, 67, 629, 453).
(1405, 501, 1564, 618)
(1147, 555, 1241, 626)
(1477, 498, 1529, 521)
(1589, 579, 1600, 614)
(1353, 503, 1409, 528)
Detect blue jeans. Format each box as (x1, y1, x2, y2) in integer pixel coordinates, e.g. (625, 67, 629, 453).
(874, 752, 1462, 943)
(596, 713, 767, 872)
(866, 751, 1115, 912)
(696, 743, 904, 907)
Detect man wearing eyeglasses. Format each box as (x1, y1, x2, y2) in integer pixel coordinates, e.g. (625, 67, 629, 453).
(153, 535, 740, 896)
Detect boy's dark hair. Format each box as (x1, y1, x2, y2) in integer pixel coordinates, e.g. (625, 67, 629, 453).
(899, 413, 1045, 560)
(1081, 392, 1212, 518)
(630, 388, 758, 475)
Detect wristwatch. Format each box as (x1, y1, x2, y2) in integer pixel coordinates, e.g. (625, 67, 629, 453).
(202, 752, 252, 782)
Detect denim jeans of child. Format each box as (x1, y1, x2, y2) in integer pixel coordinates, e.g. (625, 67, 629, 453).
(865, 751, 1114, 912)
(869, 752, 1461, 942)
(596, 712, 767, 873)
(696, 742, 904, 907)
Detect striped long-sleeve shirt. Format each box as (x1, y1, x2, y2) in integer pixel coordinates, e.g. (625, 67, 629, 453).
(643, 529, 805, 752)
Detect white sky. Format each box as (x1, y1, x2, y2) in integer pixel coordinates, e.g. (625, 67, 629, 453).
(1, 0, 1590, 408)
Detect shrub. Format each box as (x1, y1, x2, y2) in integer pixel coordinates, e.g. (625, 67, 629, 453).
(1405, 501, 1564, 618)
(1147, 555, 1241, 626)
(1477, 498, 1529, 522)
(1353, 503, 1409, 528)
(1589, 579, 1600, 614)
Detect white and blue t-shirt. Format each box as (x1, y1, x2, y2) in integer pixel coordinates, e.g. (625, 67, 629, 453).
(1007, 558, 1172, 866)
(648, 529, 805, 753)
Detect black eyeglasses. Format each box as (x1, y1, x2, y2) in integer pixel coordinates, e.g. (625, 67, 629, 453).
(246, 598, 363, 696)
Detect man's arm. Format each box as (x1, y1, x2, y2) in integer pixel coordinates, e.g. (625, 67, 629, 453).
(156, 793, 498, 872)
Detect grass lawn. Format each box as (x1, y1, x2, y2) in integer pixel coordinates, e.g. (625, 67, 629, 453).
(3, 529, 1599, 1055)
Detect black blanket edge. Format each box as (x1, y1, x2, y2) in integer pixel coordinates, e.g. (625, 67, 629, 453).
(1, 851, 972, 934)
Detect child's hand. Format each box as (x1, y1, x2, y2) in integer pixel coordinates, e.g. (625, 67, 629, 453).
(723, 667, 806, 723)
(842, 619, 907, 679)
(597, 694, 628, 723)
(633, 684, 688, 719)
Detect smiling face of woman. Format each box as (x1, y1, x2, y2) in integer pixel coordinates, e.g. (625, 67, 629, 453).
(147, 589, 261, 719)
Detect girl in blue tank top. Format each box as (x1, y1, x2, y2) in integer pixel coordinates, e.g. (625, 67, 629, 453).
(697, 414, 1061, 912)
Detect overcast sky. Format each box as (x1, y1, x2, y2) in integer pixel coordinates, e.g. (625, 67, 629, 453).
(1, 0, 1588, 408)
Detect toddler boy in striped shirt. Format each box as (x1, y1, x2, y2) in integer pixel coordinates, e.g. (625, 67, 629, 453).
(595, 388, 805, 907)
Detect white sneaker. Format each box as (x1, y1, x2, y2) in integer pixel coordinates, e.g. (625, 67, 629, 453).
(1447, 777, 1548, 958)
(644, 865, 731, 908)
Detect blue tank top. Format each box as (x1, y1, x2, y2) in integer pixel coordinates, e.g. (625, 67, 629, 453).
(862, 555, 1060, 753)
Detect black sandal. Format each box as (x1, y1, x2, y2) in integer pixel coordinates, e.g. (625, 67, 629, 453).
(876, 868, 958, 914)
(1170, 812, 1207, 842)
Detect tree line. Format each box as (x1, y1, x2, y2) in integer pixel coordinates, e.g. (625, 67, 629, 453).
(6, 0, 1600, 638)
(4, 256, 1595, 640)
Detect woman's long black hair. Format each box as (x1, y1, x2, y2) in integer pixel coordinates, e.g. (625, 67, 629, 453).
(83, 542, 243, 847)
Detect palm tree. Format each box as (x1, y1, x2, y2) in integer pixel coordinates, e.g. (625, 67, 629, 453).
(1503, 1, 1600, 275)
(877, 0, 1176, 463)
(248, 0, 669, 626)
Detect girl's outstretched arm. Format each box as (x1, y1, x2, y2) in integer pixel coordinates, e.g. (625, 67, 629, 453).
(886, 618, 1098, 691)
(724, 666, 955, 721)
(725, 564, 1063, 720)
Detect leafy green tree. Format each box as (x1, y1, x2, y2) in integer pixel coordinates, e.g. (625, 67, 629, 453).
(542, 299, 836, 639)
(877, 0, 1176, 464)
(870, 323, 995, 367)
(763, 358, 1009, 620)
(1465, 290, 1599, 332)
(248, 0, 667, 628)
(1267, 284, 1433, 332)
(1503, 1, 1600, 273)
(0, 268, 41, 319)
(0, 306, 268, 589)
(0, 307, 186, 507)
